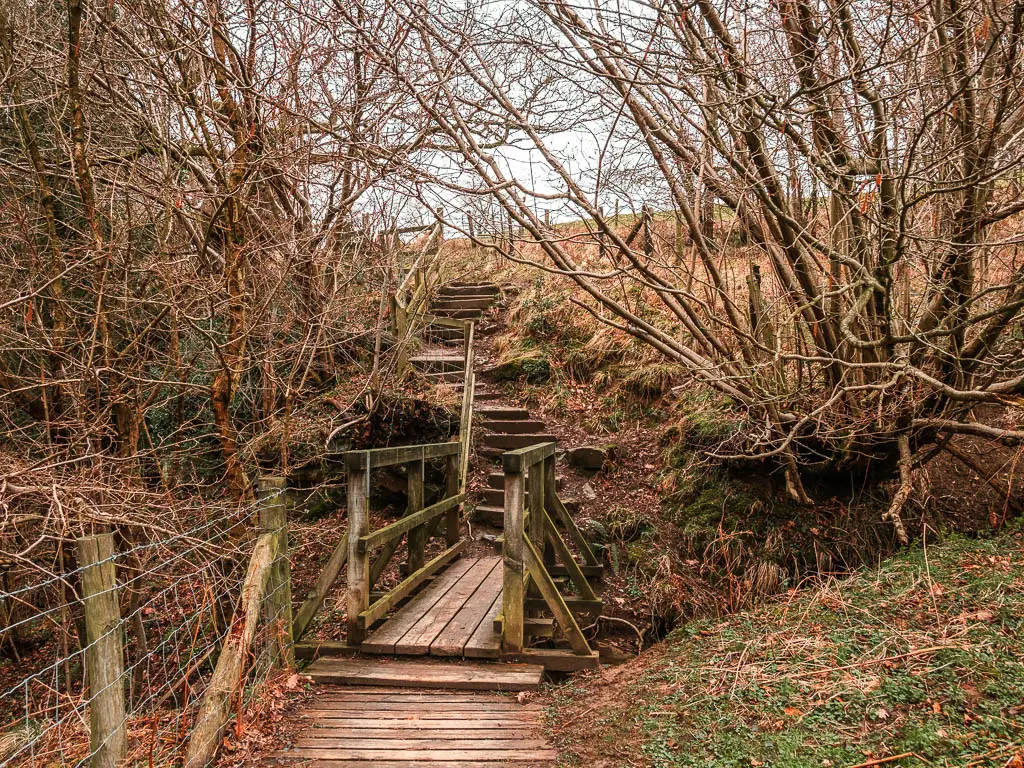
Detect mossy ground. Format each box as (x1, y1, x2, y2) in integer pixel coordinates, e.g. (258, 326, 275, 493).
(548, 530, 1024, 768)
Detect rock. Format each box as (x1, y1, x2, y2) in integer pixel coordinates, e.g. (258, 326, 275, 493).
(568, 446, 608, 471)
(562, 497, 581, 514)
(581, 482, 598, 500)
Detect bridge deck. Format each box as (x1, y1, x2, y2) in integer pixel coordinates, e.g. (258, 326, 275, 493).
(362, 555, 503, 658)
(268, 686, 556, 766)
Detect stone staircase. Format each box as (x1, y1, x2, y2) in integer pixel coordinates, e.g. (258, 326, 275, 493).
(408, 282, 500, 386)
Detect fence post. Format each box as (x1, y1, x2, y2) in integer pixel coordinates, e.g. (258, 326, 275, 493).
(347, 463, 370, 645)
(258, 477, 293, 669)
(445, 453, 460, 546)
(77, 533, 126, 768)
(502, 467, 525, 653)
(406, 457, 426, 574)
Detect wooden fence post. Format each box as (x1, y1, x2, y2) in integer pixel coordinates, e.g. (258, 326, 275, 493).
(77, 533, 126, 768)
(406, 457, 426, 574)
(258, 477, 293, 669)
(347, 464, 370, 645)
(445, 453, 460, 546)
(502, 469, 525, 653)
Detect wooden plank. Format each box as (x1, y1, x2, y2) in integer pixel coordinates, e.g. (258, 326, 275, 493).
(297, 718, 535, 729)
(305, 702, 542, 712)
(303, 658, 544, 691)
(292, 738, 548, 750)
(360, 494, 464, 551)
(268, 762, 546, 768)
(270, 748, 557, 762)
(430, 560, 503, 657)
(361, 555, 475, 653)
(343, 442, 460, 471)
(359, 540, 468, 629)
(395, 558, 499, 655)
(464, 591, 502, 659)
(501, 442, 556, 473)
(295, 729, 540, 740)
(506, 648, 601, 672)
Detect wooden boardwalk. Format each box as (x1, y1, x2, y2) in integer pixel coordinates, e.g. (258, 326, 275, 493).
(362, 555, 504, 658)
(268, 687, 555, 766)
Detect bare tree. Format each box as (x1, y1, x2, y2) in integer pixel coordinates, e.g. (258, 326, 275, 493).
(350, 0, 1024, 530)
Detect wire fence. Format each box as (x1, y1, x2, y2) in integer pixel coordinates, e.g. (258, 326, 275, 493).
(0, 491, 292, 767)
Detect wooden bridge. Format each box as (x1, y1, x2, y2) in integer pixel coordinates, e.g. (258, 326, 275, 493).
(267, 276, 604, 766)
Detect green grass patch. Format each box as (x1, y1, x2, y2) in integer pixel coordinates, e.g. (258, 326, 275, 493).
(552, 531, 1024, 767)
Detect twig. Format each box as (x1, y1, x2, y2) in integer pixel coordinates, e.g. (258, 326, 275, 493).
(786, 646, 953, 679)
(845, 752, 917, 768)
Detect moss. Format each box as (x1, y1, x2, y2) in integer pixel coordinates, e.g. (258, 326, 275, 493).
(492, 352, 551, 383)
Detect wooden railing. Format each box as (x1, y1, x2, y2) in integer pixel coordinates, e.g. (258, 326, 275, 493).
(343, 442, 466, 645)
(499, 442, 603, 664)
(391, 221, 444, 376)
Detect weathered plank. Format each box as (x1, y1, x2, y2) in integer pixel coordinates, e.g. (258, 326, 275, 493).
(395, 558, 498, 655)
(361, 557, 476, 654)
(464, 592, 503, 659)
(430, 561, 503, 657)
(303, 658, 544, 691)
(271, 748, 557, 762)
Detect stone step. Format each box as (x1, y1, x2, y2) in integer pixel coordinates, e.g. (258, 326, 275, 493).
(482, 433, 557, 450)
(474, 391, 503, 402)
(486, 472, 505, 490)
(430, 296, 495, 311)
(483, 419, 546, 435)
(477, 407, 530, 420)
(410, 354, 465, 373)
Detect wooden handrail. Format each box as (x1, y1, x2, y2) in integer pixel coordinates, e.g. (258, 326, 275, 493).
(342, 441, 459, 470)
(345, 439, 464, 645)
(500, 444, 602, 656)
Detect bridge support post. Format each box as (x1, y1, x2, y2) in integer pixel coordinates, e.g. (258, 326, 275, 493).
(406, 458, 426, 574)
(347, 465, 370, 645)
(259, 477, 294, 669)
(502, 469, 525, 653)
(77, 533, 126, 768)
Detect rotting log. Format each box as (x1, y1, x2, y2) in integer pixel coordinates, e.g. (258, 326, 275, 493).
(183, 532, 276, 768)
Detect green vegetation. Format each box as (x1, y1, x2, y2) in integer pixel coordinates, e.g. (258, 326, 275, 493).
(550, 531, 1024, 768)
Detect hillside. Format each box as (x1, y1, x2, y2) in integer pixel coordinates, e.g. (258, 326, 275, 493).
(547, 531, 1024, 768)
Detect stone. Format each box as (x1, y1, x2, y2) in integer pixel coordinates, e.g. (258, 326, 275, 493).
(568, 446, 608, 471)
(581, 482, 598, 501)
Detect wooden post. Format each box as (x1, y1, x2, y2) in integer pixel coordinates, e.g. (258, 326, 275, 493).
(675, 216, 684, 264)
(184, 533, 276, 768)
(467, 215, 475, 239)
(406, 457, 426, 574)
(502, 470, 525, 653)
(597, 206, 607, 261)
(77, 533, 126, 768)
(543, 209, 550, 228)
(459, 321, 476, 491)
(347, 465, 370, 645)
(614, 200, 620, 226)
(258, 477, 293, 669)
(642, 204, 654, 257)
(542, 455, 557, 568)
(445, 453, 460, 546)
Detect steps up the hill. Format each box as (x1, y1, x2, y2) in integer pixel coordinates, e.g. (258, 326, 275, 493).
(424, 282, 501, 345)
(473, 400, 558, 526)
